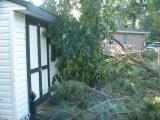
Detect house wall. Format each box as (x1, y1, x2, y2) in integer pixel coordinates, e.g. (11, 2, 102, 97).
(13, 12, 29, 120)
(0, 7, 13, 120)
(112, 33, 145, 50)
(127, 34, 145, 50)
(0, 1, 29, 120)
(0, 1, 57, 120)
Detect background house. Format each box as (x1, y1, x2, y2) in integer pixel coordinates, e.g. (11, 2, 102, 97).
(0, 0, 57, 120)
(111, 30, 149, 50)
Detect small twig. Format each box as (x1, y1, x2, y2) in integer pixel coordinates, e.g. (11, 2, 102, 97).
(89, 111, 133, 120)
(88, 107, 114, 120)
(88, 88, 112, 99)
(87, 97, 132, 111)
(111, 111, 133, 115)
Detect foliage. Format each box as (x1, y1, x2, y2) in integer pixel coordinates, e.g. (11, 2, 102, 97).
(142, 50, 158, 61)
(50, 80, 89, 105)
(139, 0, 160, 43)
(113, 0, 160, 43)
(114, 0, 146, 29)
(39, 75, 160, 120)
(140, 13, 160, 43)
(39, 1, 160, 120)
(119, 80, 137, 95)
(43, 0, 117, 86)
(105, 59, 133, 81)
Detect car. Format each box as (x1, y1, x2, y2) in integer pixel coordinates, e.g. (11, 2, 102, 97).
(145, 42, 160, 51)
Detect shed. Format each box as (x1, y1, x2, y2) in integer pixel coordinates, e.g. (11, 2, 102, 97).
(111, 31, 149, 50)
(0, 0, 57, 119)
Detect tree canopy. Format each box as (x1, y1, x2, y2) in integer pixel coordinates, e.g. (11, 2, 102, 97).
(41, 0, 160, 85)
(42, 0, 117, 86)
(114, 0, 160, 42)
(140, 0, 160, 43)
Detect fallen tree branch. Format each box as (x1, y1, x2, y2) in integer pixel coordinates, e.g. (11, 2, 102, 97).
(68, 97, 132, 120)
(111, 111, 133, 116)
(88, 110, 133, 120)
(87, 97, 132, 111)
(88, 107, 113, 120)
(111, 36, 159, 77)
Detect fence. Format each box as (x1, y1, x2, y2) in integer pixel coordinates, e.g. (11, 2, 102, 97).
(106, 49, 160, 76)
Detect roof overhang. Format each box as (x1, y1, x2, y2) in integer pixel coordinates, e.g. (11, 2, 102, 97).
(111, 31, 150, 35)
(5, 0, 57, 24)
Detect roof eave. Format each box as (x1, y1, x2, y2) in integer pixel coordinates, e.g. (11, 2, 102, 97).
(5, 0, 57, 24)
(111, 31, 150, 34)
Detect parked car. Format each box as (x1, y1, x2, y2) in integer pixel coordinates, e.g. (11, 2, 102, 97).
(145, 42, 160, 51)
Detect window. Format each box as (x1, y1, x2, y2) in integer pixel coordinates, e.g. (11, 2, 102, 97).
(51, 44, 62, 61)
(51, 44, 56, 61)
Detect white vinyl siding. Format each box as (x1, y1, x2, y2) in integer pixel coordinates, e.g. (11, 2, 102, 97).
(0, 2, 26, 119)
(0, 1, 57, 120)
(14, 12, 29, 119)
(0, 10, 13, 120)
(0, 1, 26, 11)
(0, 4, 29, 119)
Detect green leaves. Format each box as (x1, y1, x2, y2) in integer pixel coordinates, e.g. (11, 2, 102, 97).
(50, 80, 89, 104)
(43, 0, 117, 86)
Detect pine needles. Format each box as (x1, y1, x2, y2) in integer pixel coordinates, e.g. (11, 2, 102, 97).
(37, 78, 160, 120)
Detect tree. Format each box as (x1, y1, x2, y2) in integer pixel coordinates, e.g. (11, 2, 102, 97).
(140, 0, 160, 42)
(114, 0, 160, 42)
(43, 0, 117, 86)
(115, 0, 146, 29)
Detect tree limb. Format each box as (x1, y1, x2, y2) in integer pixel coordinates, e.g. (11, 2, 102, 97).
(111, 36, 159, 77)
(68, 97, 132, 120)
